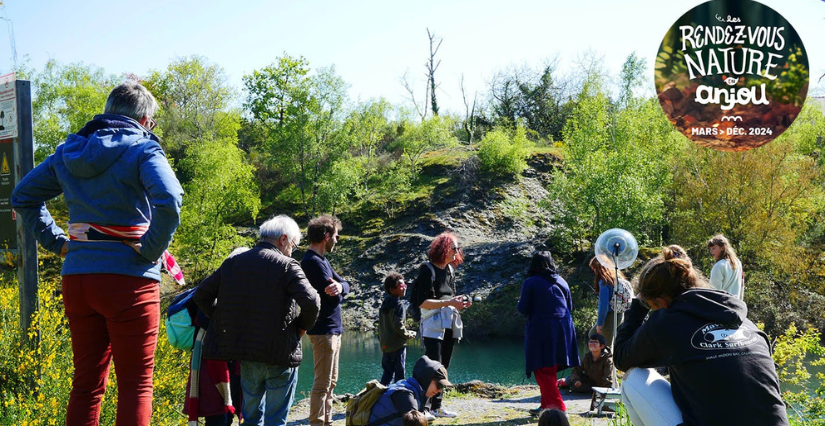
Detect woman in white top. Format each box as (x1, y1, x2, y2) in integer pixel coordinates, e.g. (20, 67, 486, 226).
(707, 234, 744, 299)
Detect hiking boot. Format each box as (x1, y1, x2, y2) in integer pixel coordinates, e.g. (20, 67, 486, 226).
(433, 408, 458, 418)
(529, 407, 543, 417)
(424, 411, 437, 422)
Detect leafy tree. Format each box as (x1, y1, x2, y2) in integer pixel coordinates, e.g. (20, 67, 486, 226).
(488, 61, 573, 141)
(393, 115, 458, 176)
(31, 60, 116, 162)
(244, 56, 350, 219)
(143, 56, 237, 170)
(477, 126, 532, 177)
(174, 136, 260, 280)
(341, 98, 393, 195)
(315, 155, 364, 216)
(547, 72, 680, 249)
(670, 130, 822, 277)
(617, 52, 647, 109)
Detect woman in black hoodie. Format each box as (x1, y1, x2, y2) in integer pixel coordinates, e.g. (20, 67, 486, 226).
(614, 247, 788, 426)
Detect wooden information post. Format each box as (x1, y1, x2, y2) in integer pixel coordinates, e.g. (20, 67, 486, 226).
(0, 72, 38, 342)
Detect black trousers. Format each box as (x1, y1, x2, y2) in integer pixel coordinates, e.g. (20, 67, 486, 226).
(423, 328, 456, 411)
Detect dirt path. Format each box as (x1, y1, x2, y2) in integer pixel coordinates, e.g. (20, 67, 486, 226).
(282, 384, 615, 426)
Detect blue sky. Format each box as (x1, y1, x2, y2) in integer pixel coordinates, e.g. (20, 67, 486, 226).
(1, 0, 823, 113)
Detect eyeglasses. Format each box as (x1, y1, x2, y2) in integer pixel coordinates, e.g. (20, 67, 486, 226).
(588, 340, 601, 345)
(145, 117, 157, 131)
(435, 381, 444, 390)
(290, 239, 299, 251)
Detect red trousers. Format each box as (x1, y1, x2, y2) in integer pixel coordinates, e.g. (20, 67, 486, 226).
(62, 274, 160, 426)
(534, 366, 566, 411)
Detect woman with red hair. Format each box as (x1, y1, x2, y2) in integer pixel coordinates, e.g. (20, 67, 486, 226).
(410, 231, 472, 420)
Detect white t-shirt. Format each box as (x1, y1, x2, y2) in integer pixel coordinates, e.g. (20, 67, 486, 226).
(710, 259, 744, 299)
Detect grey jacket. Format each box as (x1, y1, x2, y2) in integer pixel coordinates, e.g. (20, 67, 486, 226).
(194, 242, 320, 367)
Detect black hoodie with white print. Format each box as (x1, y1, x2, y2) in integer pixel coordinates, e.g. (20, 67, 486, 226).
(615, 288, 788, 426)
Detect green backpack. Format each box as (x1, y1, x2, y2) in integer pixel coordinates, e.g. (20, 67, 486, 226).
(345, 380, 395, 426)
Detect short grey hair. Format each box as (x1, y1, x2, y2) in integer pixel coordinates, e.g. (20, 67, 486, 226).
(104, 81, 159, 121)
(259, 215, 301, 245)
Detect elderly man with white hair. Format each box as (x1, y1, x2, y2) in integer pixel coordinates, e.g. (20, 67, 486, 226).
(195, 215, 321, 426)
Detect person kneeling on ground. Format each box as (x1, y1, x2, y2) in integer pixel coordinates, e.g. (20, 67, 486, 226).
(557, 334, 613, 393)
(614, 246, 788, 426)
(368, 356, 451, 426)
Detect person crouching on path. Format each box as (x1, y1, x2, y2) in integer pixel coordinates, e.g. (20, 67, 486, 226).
(517, 251, 579, 413)
(614, 246, 788, 426)
(194, 215, 321, 426)
(411, 231, 472, 420)
(12, 81, 183, 426)
(379, 272, 417, 385)
(368, 356, 452, 426)
(557, 333, 613, 393)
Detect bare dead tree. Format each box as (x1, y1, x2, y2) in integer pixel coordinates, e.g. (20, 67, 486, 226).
(402, 70, 427, 121)
(460, 74, 477, 144)
(426, 28, 442, 116)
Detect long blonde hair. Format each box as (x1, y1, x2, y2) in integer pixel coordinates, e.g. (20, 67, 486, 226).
(707, 234, 740, 271)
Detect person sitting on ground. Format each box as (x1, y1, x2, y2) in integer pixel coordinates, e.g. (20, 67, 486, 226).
(379, 272, 417, 385)
(367, 356, 451, 426)
(557, 334, 613, 393)
(614, 246, 788, 426)
(402, 410, 428, 426)
(537, 408, 570, 426)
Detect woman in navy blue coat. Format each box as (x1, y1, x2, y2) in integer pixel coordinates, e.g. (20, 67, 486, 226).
(517, 251, 580, 412)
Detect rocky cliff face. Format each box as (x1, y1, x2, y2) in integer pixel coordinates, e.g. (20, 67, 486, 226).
(327, 153, 581, 337)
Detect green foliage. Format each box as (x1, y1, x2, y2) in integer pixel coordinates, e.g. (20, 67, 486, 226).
(393, 115, 458, 177)
(670, 124, 822, 278)
(772, 324, 825, 425)
(143, 56, 238, 171)
(316, 155, 364, 216)
(488, 61, 573, 141)
(31, 60, 116, 162)
(244, 56, 350, 219)
(175, 137, 260, 280)
(547, 72, 681, 250)
(477, 126, 532, 177)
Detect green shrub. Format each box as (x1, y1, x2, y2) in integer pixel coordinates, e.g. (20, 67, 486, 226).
(477, 127, 532, 177)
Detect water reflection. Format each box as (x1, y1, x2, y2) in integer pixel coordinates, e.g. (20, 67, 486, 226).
(295, 330, 529, 396)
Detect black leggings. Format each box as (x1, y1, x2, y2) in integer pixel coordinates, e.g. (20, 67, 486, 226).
(423, 328, 456, 411)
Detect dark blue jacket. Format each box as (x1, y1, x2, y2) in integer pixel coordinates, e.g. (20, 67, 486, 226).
(368, 356, 441, 426)
(302, 249, 351, 335)
(517, 271, 580, 376)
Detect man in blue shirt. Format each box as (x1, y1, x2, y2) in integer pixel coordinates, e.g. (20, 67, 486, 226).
(302, 214, 351, 426)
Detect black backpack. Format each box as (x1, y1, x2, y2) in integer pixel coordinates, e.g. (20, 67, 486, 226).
(407, 262, 454, 322)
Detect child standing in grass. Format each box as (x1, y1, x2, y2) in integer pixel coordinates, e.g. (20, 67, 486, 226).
(379, 272, 417, 385)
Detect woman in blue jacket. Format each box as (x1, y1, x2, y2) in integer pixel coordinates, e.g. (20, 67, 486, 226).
(517, 251, 579, 412)
(589, 256, 628, 348)
(12, 82, 183, 426)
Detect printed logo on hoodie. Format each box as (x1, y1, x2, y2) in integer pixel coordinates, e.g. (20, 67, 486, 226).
(691, 323, 760, 351)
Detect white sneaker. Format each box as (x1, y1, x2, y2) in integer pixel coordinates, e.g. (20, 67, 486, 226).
(424, 411, 437, 422)
(433, 408, 458, 418)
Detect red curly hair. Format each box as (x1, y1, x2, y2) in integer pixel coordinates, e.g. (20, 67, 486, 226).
(428, 232, 464, 267)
